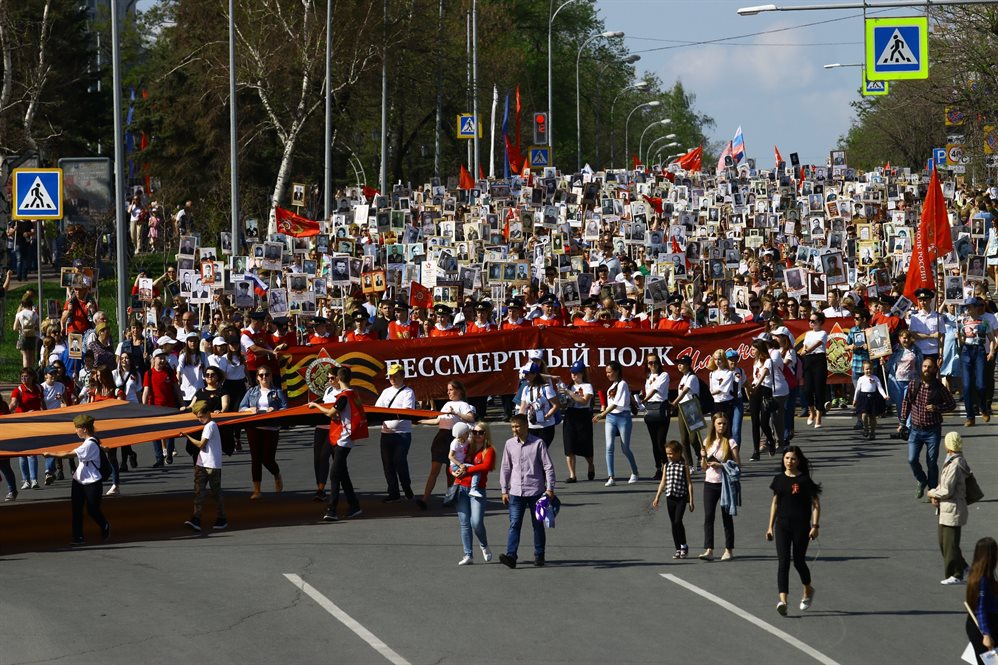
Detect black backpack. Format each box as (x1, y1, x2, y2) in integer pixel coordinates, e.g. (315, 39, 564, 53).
(86, 437, 113, 482)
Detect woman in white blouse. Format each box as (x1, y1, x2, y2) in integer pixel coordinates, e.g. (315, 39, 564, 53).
(593, 360, 639, 487)
(801, 313, 829, 428)
(643, 353, 671, 481)
(560, 360, 595, 483)
(416, 380, 476, 510)
(709, 349, 737, 424)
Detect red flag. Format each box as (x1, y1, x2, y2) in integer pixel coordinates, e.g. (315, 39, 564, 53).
(274, 205, 320, 238)
(643, 195, 664, 214)
(676, 146, 702, 172)
(505, 136, 523, 176)
(479, 164, 485, 180)
(409, 281, 433, 309)
(632, 154, 641, 170)
(670, 236, 682, 254)
(362, 185, 380, 201)
(515, 86, 522, 152)
(797, 166, 806, 193)
(774, 145, 783, 168)
(459, 164, 475, 190)
(923, 168, 954, 258)
(904, 214, 937, 300)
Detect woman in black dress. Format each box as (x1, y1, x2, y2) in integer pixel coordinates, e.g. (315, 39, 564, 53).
(766, 445, 821, 617)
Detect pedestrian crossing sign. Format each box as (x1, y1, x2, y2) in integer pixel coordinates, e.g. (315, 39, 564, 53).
(865, 17, 928, 81)
(529, 147, 550, 168)
(456, 114, 480, 139)
(12, 168, 63, 220)
(862, 75, 889, 97)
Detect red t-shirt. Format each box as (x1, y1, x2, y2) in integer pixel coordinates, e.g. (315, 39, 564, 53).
(11, 383, 43, 412)
(465, 321, 496, 335)
(428, 327, 461, 338)
(388, 320, 420, 339)
(143, 368, 178, 407)
(63, 298, 90, 334)
(533, 316, 563, 328)
(345, 330, 378, 343)
(657, 317, 691, 334)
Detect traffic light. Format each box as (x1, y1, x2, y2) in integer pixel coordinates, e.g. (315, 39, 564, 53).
(533, 112, 548, 145)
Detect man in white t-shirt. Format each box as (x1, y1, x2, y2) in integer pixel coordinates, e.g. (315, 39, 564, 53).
(181, 401, 227, 532)
(375, 364, 417, 502)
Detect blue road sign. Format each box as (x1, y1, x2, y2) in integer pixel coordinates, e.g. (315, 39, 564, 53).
(933, 148, 947, 169)
(12, 168, 63, 220)
(866, 17, 928, 81)
(529, 147, 550, 168)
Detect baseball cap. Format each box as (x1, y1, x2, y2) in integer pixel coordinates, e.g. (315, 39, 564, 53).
(386, 363, 403, 378)
(452, 422, 472, 439)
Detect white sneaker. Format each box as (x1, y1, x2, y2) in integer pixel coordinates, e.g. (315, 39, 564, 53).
(806, 417, 814, 425)
(20, 481, 29, 490)
(800, 590, 814, 611)
(604, 477, 616, 487)
(105, 484, 119, 497)
(30, 480, 39, 489)
(628, 474, 640, 484)
(940, 575, 965, 585)
(469, 488, 483, 498)
(481, 546, 493, 562)
(458, 555, 474, 566)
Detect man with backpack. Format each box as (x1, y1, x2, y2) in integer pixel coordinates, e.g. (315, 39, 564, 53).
(43, 414, 110, 545)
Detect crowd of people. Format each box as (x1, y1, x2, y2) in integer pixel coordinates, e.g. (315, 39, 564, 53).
(3, 160, 998, 659)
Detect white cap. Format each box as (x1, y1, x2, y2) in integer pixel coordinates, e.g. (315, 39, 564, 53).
(156, 336, 176, 346)
(212, 336, 227, 346)
(452, 422, 472, 439)
(527, 349, 544, 361)
(152, 349, 165, 358)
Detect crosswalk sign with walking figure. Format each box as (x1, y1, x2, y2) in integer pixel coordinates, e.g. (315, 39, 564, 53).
(12, 168, 63, 220)
(865, 17, 928, 81)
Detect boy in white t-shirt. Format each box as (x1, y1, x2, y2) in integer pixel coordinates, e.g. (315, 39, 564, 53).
(448, 422, 482, 498)
(180, 401, 227, 532)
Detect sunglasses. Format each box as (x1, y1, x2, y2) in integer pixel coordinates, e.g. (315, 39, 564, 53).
(809, 319, 819, 323)
(472, 429, 485, 435)
(257, 372, 271, 377)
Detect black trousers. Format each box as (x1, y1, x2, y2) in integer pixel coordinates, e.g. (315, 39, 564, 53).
(749, 386, 776, 454)
(328, 446, 359, 514)
(666, 496, 688, 549)
(703, 481, 734, 550)
(774, 516, 811, 594)
(380, 432, 413, 499)
(71, 480, 108, 541)
(313, 428, 332, 485)
(530, 425, 555, 447)
(802, 355, 828, 413)
(247, 428, 280, 482)
(966, 613, 998, 665)
(644, 402, 671, 471)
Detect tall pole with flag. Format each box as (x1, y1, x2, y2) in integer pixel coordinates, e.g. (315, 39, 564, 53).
(904, 168, 953, 300)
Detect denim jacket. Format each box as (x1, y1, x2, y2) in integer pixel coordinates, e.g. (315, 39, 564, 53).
(239, 386, 287, 412)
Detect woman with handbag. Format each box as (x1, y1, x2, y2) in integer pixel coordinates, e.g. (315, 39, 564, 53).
(965, 537, 998, 665)
(560, 360, 595, 483)
(928, 432, 973, 585)
(643, 353, 671, 481)
(593, 360, 639, 487)
(519, 365, 559, 448)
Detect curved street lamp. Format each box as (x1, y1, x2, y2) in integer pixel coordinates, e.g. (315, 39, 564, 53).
(624, 105, 661, 169)
(576, 31, 625, 170)
(643, 131, 677, 166)
(548, 0, 583, 154)
(609, 81, 649, 169)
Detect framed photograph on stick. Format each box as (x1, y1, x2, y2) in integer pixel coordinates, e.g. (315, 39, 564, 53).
(865, 323, 892, 360)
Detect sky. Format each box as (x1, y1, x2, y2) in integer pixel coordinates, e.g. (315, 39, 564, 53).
(594, 0, 918, 165)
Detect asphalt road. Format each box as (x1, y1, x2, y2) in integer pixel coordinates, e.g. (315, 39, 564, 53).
(1, 410, 995, 665)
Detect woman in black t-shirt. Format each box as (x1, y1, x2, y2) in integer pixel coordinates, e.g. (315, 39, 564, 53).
(766, 445, 821, 617)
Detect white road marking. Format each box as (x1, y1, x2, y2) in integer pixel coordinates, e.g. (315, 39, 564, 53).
(284, 573, 412, 665)
(660, 573, 842, 665)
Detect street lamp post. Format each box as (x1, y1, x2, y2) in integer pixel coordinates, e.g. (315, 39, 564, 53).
(645, 134, 676, 165)
(548, 0, 582, 157)
(576, 30, 624, 170)
(638, 119, 671, 166)
(609, 81, 648, 169)
(738, 0, 995, 14)
(624, 101, 661, 171)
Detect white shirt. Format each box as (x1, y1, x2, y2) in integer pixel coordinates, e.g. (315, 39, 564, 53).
(523, 384, 558, 427)
(710, 369, 736, 403)
(113, 369, 142, 403)
(449, 438, 469, 464)
(853, 375, 888, 400)
(438, 400, 475, 430)
(822, 305, 850, 318)
(42, 381, 65, 410)
(375, 385, 416, 434)
(197, 420, 223, 469)
(803, 330, 828, 355)
(567, 382, 594, 409)
(73, 437, 102, 484)
(768, 350, 789, 397)
(177, 353, 206, 401)
(644, 373, 670, 403)
(909, 310, 944, 355)
(678, 373, 699, 404)
(606, 380, 631, 415)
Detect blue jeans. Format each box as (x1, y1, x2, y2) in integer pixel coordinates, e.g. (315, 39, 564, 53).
(506, 493, 545, 559)
(19, 456, 38, 483)
(908, 425, 941, 489)
(604, 412, 637, 478)
(732, 398, 745, 446)
(961, 345, 989, 420)
(893, 379, 911, 423)
(454, 485, 488, 557)
(153, 439, 175, 462)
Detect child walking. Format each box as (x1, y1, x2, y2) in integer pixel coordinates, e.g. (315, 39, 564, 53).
(652, 440, 695, 559)
(449, 422, 482, 498)
(852, 360, 887, 440)
(181, 401, 227, 532)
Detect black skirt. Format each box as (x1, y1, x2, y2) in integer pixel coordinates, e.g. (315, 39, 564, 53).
(563, 408, 594, 458)
(855, 390, 885, 416)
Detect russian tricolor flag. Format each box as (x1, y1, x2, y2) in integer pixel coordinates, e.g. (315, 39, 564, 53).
(243, 272, 269, 297)
(731, 126, 745, 164)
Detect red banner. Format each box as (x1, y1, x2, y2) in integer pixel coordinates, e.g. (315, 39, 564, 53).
(280, 319, 856, 405)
